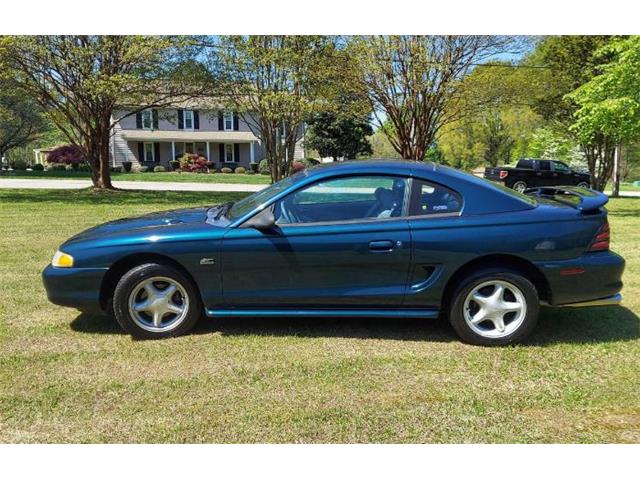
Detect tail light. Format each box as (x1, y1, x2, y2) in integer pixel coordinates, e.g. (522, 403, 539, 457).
(499, 170, 508, 179)
(588, 221, 610, 252)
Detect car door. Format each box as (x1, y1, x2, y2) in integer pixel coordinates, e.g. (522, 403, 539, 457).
(552, 161, 573, 185)
(220, 174, 412, 308)
(535, 160, 556, 186)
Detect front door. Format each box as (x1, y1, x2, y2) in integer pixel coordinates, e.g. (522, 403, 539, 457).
(221, 175, 412, 308)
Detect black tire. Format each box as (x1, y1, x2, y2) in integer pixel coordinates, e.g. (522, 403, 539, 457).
(512, 180, 528, 193)
(112, 262, 202, 339)
(576, 181, 590, 188)
(448, 267, 539, 346)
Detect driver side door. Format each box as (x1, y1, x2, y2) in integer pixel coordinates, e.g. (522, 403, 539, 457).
(220, 174, 413, 308)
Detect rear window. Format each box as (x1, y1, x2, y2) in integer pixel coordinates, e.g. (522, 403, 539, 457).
(517, 159, 534, 169)
(480, 177, 538, 206)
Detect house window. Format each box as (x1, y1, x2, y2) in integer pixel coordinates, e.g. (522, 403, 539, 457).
(142, 110, 153, 130)
(223, 111, 234, 131)
(184, 110, 194, 130)
(184, 142, 195, 154)
(224, 143, 235, 162)
(143, 142, 155, 162)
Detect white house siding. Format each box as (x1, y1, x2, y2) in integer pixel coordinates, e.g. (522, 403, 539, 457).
(110, 107, 302, 168)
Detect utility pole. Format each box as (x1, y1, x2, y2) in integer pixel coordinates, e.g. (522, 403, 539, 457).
(612, 144, 621, 197)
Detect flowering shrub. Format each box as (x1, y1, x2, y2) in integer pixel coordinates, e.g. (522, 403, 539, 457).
(234, 167, 246, 174)
(179, 153, 209, 173)
(46, 145, 86, 166)
(220, 167, 233, 174)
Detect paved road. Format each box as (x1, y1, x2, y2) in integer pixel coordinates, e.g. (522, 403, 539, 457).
(1, 177, 639, 197)
(0, 178, 265, 192)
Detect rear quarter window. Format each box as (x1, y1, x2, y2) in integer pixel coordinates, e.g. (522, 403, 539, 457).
(517, 159, 534, 169)
(410, 180, 462, 216)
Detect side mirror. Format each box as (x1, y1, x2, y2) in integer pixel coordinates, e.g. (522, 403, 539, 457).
(242, 207, 280, 234)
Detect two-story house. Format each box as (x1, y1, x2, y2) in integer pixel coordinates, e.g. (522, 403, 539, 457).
(110, 103, 305, 169)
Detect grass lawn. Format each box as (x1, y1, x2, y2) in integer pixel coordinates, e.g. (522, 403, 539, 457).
(0, 189, 638, 443)
(0, 169, 271, 185)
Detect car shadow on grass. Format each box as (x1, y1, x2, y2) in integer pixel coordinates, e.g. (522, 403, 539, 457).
(70, 306, 639, 345)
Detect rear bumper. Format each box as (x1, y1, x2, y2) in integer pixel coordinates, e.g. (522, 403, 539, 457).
(42, 264, 107, 314)
(554, 293, 622, 308)
(536, 251, 625, 306)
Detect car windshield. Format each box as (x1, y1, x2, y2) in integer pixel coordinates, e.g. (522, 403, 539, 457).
(226, 171, 307, 221)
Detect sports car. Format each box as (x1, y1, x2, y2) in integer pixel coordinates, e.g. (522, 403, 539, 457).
(42, 160, 625, 345)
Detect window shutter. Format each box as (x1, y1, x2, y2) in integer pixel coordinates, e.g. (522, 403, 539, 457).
(136, 112, 142, 129)
(177, 109, 184, 130)
(218, 111, 223, 130)
(194, 110, 200, 130)
(234, 143, 240, 162)
(152, 109, 159, 129)
(154, 143, 160, 163)
(233, 112, 239, 131)
(138, 142, 144, 162)
(219, 144, 224, 162)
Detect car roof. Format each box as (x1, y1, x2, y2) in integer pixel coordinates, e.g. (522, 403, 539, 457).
(303, 160, 536, 215)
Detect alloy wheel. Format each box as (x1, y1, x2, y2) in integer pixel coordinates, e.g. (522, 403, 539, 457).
(463, 280, 527, 339)
(127, 276, 190, 333)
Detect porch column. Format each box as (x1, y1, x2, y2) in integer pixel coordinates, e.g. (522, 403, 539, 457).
(171, 141, 176, 161)
(206, 141, 210, 161)
(250, 141, 255, 164)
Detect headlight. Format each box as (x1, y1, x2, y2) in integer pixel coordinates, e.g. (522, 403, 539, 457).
(52, 250, 74, 268)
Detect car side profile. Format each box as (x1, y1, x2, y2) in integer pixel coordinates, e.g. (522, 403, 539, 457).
(42, 160, 625, 346)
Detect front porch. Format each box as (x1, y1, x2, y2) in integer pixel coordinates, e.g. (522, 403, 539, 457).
(117, 130, 262, 169)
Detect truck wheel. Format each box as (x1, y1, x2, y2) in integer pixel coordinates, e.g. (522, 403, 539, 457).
(113, 263, 202, 339)
(577, 181, 590, 188)
(448, 268, 539, 346)
(512, 181, 528, 193)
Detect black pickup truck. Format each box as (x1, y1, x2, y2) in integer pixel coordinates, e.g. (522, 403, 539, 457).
(484, 158, 591, 192)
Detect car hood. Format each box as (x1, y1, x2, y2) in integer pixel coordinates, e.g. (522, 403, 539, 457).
(65, 206, 212, 244)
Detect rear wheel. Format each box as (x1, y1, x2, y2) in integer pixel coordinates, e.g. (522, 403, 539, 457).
(448, 268, 539, 346)
(512, 180, 528, 193)
(577, 181, 590, 188)
(113, 263, 202, 339)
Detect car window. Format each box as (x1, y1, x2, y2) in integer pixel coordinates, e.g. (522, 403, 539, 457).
(226, 171, 306, 221)
(539, 161, 551, 171)
(517, 159, 534, 169)
(410, 180, 462, 216)
(275, 175, 409, 225)
(553, 161, 571, 173)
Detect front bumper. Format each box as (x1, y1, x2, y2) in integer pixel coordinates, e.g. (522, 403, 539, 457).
(42, 264, 107, 314)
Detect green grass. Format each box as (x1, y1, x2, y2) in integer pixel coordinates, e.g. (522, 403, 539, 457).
(0, 189, 638, 443)
(0, 169, 271, 185)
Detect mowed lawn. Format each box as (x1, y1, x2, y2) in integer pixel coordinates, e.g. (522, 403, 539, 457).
(0, 170, 271, 185)
(0, 189, 638, 443)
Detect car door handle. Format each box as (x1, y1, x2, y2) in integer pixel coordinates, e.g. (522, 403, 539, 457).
(369, 240, 396, 251)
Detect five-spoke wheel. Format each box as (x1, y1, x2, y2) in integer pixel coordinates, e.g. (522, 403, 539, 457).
(113, 263, 202, 339)
(449, 268, 539, 346)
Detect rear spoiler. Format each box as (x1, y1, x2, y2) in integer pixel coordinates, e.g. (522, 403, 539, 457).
(525, 186, 608, 212)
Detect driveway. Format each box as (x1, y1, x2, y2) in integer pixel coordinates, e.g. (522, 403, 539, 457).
(0, 178, 265, 192)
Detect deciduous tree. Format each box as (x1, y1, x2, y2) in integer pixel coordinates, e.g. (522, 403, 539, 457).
(0, 35, 207, 188)
(349, 35, 526, 161)
(0, 79, 46, 161)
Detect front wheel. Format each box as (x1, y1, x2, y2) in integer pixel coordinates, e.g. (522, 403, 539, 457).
(512, 180, 528, 193)
(448, 268, 539, 346)
(113, 263, 202, 339)
(576, 181, 590, 188)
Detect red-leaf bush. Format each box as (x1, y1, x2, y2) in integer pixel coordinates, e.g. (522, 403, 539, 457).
(292, 160, 305, 173)
(46, 145, 86, 166)
(179, 153, 209, 173)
